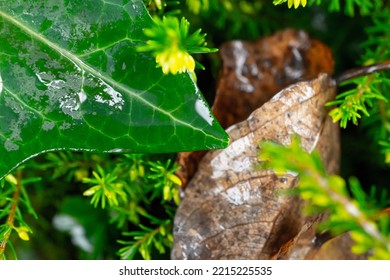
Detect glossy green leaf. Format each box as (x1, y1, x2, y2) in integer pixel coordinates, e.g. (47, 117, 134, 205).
(0, 0, 229, 180)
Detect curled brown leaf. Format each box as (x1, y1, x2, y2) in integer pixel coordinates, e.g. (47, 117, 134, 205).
(171, 73, 340, 260)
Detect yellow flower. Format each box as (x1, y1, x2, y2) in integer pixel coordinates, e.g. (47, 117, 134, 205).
(154, 0, 163, 10)
(385, 151, 390, 164)
(138, 16, 216, 75)
(156, 48, 195, 75)
(5, 174, 18, 185)
(14, 226, 30, 241)
(288, 0, 307, 9)
(167, 173, 182, 186)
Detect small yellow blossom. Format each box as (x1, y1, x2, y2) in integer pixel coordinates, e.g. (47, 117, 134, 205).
(166, 173, 182, 186)
(385, 151, 390, 164)
(74, 169, 89, 182)
(187, 0, 209, 14)
(14, 226, 30, 241)
(138, 16, 216, 75)
(5, 174, 18, 185)
(154, 0, 163, 10)
(83, 186, 98, 196)
(156, 48, 195, 75)
(288, 0, 307, 9)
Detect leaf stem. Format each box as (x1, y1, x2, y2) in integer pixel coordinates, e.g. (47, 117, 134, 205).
(0, 170, 23, 257)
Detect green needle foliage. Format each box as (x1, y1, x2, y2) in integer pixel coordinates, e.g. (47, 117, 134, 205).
(327, 10, 390, 131)
(118, 216, 174, 260)
(327, 73, 389, 129)
(0, 153, 181, 260)
(0, 172, 38, 259)
(82, 166, 127, 209)
(80, 154, 181, 260)
(259, 137, 390, 259)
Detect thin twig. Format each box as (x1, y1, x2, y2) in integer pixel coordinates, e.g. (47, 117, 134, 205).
(336, 60, 390, 84)
(0, 170, 23, 257)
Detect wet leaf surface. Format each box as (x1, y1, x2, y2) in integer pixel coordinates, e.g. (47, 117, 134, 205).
(172, 73, 340, 259)
(0, 1, 228, 180)
(176, 29, 334, 188)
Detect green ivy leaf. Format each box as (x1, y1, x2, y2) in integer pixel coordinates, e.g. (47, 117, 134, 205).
(0, 0, 228, 180)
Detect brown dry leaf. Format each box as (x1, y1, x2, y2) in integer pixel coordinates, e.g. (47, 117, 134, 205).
(175, 151, 207, 189)
(171, 73, 340, 260)
(176, 29, 334, 188)
(214, 28, 334, 129)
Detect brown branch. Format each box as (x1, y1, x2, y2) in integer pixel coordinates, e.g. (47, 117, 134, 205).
(0, 170, 23, 258)
(336, 60, 390, 84)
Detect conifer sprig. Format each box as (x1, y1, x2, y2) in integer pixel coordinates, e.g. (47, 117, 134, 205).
(259, 137, 390, 259)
